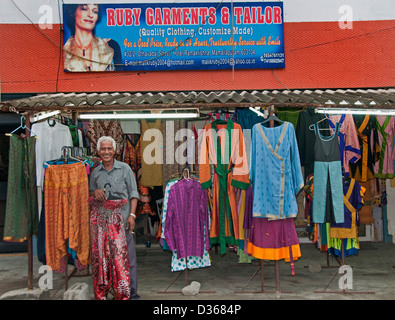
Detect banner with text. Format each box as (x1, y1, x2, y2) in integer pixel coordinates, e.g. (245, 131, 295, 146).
(63, 2, 284, 72)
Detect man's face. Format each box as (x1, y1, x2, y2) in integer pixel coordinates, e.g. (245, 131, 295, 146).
(98, 140, 115, 163)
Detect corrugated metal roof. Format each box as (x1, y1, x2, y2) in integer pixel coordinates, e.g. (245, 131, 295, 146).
(1, 88, 394, 112)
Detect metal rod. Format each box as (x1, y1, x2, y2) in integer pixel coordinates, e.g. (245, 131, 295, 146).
(239, 266, 261, 292)
(27, 237, 33, 290)
(24, 114, 34, 291)
(7, 101, 393, 114)
(260, 260, 265, 292)
(158, 270, 184, 293)
(275, 260, 281, 294)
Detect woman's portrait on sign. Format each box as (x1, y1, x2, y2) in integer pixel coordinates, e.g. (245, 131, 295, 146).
(63, 4, 122, 72)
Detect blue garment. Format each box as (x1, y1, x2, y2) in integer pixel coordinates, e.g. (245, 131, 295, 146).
(250, 122, 304, 220)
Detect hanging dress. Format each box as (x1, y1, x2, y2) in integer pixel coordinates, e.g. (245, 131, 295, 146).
(349, 114, 378, 182)
(327, 114, 361, 177)
(123, 134, 155, 216)
(330, 178, 364, 239)
(89, 197, 131, 300)
(249, 122, 304, 220)
(248, 121, 303, 273)
(328, 178, 365, 258)
(199, 120, 250, 255)
(141, 119, 163, 187)
(160, 179, 211, 272)
(373, 115, 395, 179)
(3, 134, 38, 242)
(312, 122, 344, 224)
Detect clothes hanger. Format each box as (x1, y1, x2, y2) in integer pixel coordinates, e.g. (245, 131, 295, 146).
(309, 114, 344, 131)
(261, 113, 283, 125)
(211, 109, 233, 123)
(103, 183, 123, 200)
(258, 105, 283, 127)
(180, 165, 191, 180)
(44, 147, 83, 167)
(6, 115, 38, 137)
(309, 114, 331, 131)
(47, 117, 56, 127)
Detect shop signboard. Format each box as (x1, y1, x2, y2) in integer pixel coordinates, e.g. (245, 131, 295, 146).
(63, 2, 284, 72)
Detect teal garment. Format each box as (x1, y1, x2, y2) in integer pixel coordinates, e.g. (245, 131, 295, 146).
(250, 122, 304, 220)
(235, 107, 264, 130)
(312, 123, 344, 224)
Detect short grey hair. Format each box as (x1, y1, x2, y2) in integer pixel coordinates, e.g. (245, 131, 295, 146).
(97, 136, 116, 152)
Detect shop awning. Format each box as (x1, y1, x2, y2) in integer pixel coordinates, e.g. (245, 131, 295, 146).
(1, 88, 394, 113)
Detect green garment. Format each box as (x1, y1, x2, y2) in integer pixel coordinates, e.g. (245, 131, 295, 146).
(3, 134, 38, 242)
(211, 120, 238, 254)
(277, 108, 300, 128)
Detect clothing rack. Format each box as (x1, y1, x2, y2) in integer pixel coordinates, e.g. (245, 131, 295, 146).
(234, 260, 291, 297)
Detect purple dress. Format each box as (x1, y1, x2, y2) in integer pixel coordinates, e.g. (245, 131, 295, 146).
(164, 179, 210, 259)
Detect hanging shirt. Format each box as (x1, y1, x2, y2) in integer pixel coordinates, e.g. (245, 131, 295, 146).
(161, 179, 211, 272)
(234, 107, 265, 168)
(330, 178, 365, 239)
(373, 115, 395, 178)
(327, 114, 361, 177)
(31, 120, 73, 187)
(123, 135, 154, 216)
(199, 120, 250, 255)
(164, 179, 210, 259)
(250, 122, 304, 220)
(86, 119, 124, 158)
(141, 119, 163, 187)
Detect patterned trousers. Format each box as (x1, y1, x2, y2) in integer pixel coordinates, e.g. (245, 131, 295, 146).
(89, 197, 131, 300)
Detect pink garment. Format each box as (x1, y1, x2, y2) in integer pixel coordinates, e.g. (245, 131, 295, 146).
(328, 114, 361, 176)
(373, 115, 395, 178)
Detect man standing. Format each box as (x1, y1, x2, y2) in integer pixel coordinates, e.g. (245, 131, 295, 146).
(89, 136, 141, 300)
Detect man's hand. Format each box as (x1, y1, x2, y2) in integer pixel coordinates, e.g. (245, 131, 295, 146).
(126, 215, 136, 234)
(93, 189, 107, 202)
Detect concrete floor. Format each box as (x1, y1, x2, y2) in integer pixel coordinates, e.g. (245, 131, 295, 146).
(1, 241, 395, 300)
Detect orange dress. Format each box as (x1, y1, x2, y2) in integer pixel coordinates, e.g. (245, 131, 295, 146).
(199, 120, 250, 254)
(123, 134, 155, 216)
